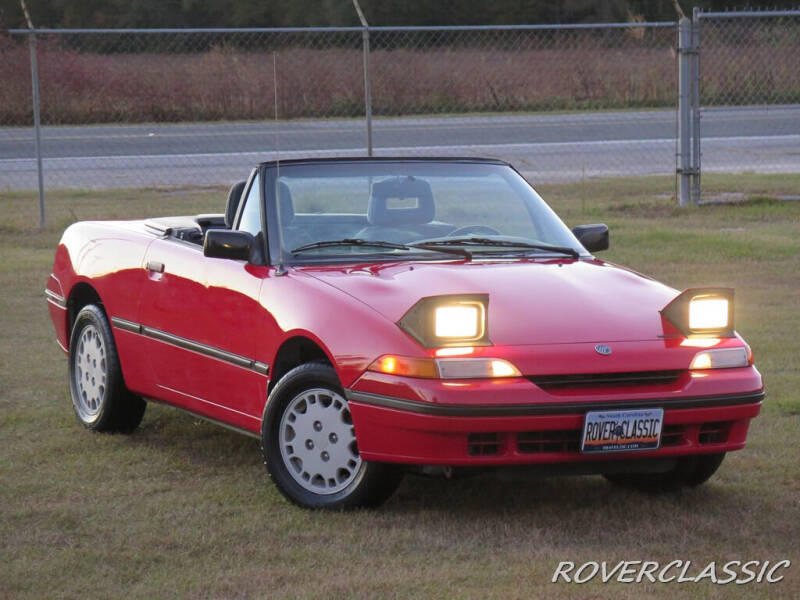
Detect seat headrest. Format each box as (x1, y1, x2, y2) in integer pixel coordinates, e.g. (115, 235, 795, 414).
(225, 180, 247, 228)
(368, 176, 435, 226)
(277, 181, 295, 226)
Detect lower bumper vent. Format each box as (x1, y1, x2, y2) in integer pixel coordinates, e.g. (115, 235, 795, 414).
(467, 433, 501, 456)
(517, 430, 580, 454)
(699, 421, 732, 445)
(660, 424, 684, 447)
(466, 420, 732, 458)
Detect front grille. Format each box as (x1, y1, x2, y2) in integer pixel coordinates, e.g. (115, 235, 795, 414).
(699, 421, 732, 445)
(529, 370, 683, 391)
(517, 430, 580, 454)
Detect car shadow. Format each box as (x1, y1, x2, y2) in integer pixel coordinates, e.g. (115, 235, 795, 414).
(126, 404, 264, 469)
(130, 403, 767, 530)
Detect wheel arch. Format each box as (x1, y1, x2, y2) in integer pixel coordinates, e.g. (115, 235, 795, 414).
(66, 281, 104, 348)
(268, 335, 336, 394)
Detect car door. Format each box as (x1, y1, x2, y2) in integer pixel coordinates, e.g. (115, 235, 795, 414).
(136, 171, 270, 429)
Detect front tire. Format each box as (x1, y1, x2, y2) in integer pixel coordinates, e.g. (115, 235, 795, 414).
(68, 304, 146, 433)
(262, 362, 403, 509)
(603, 453, 726, 492)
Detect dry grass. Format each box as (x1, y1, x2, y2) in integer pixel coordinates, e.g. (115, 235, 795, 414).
(0, 30, 800, 125)
(2, 40, 673, 125)
(0, 19, 800, 126)
(1, 174, 799, 599)
(2, 27, 798, 126)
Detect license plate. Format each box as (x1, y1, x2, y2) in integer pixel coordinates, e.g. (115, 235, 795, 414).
(581, 408, 664, 454)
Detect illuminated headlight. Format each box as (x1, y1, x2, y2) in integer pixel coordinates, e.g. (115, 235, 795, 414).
(689, 297, 729, 330)
(397, 294, 489, 348)
(661, 288, 735, 337)
(435, 305, 481, 339)
(690, 347, 749, 370)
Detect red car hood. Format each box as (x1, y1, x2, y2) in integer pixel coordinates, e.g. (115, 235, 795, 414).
(302, 259, 679, 345)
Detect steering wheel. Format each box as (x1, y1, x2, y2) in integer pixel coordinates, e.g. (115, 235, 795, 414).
(447, 225, 501, 237)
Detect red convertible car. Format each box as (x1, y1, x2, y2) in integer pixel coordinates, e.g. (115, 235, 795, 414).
(46, 158, 764, 509)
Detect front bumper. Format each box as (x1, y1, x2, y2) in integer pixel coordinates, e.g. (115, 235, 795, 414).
(345, 368, 764, 466)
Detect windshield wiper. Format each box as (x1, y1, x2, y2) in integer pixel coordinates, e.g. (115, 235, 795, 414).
(417, 237, 580, 259)
(291, 238, 470, 258)
(407, 242, 472, 259)
(292, 239, 410, 253)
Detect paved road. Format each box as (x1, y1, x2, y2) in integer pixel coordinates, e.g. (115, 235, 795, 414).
(1, 106, 798, 189)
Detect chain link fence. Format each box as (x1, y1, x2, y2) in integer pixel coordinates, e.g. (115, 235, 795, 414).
(0, 33, 35, 191)
(695, 10, 800, 180)
(368, 24, 678, 182)
(0, 28, 369, 191)
(1, 23, 680, 195)
(1, 14, 798, 209)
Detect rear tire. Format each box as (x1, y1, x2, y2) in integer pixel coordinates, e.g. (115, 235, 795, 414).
(68, 304, 146, 433)
(603, 453, 725, 492)
(262, 362, 403, 509)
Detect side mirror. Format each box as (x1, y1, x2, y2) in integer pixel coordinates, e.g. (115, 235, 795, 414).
(204, 229, 254, 262)
(572, 223, 609, 253)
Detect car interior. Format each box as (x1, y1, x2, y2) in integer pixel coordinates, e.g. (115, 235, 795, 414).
(352, 177, 457, 243)
(144, 174, 463, 251)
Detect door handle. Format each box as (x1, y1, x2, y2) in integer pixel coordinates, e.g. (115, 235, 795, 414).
(146, 260, 165, 273)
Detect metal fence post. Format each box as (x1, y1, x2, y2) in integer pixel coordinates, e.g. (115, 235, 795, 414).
(691, 7, 702, 204)
(28, 32, 46, 227)
(362, 27, 373, 157)
(677, 18, 692, 207)
(352, 0, 373, 156)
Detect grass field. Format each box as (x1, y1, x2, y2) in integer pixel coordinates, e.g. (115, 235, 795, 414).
(1, 174, 798, 599)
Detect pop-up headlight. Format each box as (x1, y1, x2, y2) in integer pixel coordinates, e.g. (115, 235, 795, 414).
(661, 288, 735, 337)
(435, 304, 481, 338)
(398, 294, 490, 348)
(689, 297, 729, 330)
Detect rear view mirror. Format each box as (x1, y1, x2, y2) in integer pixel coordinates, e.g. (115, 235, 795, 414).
(572, 223, 609, 252)
(204, 230, 254, 262)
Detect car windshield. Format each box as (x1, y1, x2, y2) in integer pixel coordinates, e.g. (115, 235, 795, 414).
(266, 160, 587, 264)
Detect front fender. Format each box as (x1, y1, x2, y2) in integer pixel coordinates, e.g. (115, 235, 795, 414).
(260, 269, 425, 388)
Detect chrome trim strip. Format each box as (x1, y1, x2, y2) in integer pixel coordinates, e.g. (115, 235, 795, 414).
(44, 289, 67, 308)
(253, 361, 270, 376)
(110, 317, 269, 376)
(111, 317, 142, 334)
(345, 389, 765, 417)
(144, 326, 253, 368)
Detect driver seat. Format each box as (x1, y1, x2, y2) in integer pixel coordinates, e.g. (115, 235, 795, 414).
(356, 176, 450, 243)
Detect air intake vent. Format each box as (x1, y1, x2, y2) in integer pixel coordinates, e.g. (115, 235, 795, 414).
(517, 430, 580, 454)
(660, 424, 685, 447)
(699, 421, 732, 445)
(467, 433, 501, 456)
(529, 370, 683, 390)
